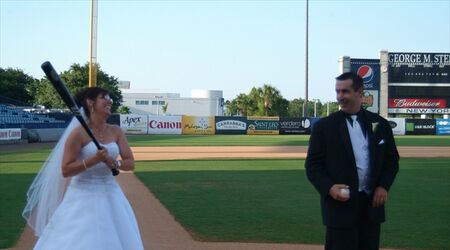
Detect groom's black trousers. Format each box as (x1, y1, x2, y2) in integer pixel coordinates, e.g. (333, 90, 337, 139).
(325, 192, 381, 250)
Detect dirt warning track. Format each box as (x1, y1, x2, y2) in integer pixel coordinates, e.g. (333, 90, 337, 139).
(131, 146, 450, 161)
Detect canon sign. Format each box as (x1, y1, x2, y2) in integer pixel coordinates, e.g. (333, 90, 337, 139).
(147, 116, 182, 134)
(148, 120, 181, 129)
(388, 99, 446, 108)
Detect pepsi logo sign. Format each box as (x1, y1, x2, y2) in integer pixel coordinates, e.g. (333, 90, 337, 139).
(357, 65, 374, 83)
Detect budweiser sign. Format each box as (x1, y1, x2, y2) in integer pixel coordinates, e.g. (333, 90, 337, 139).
(389, 99, 447, 108)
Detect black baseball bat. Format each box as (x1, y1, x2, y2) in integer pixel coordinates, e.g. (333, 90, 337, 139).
(41, 61, 119, 176)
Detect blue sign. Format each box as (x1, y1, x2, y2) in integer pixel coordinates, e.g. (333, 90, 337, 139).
(215, 116, 247, 134)
(436, 119, 450, 135)
(350, 58, 380, 113)
(350, 59, 380, 91)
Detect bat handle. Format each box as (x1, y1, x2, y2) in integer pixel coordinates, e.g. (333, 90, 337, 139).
(112, 168, 120, 176)
(81, 121, 119, 176)
(94, 141, 120, 176)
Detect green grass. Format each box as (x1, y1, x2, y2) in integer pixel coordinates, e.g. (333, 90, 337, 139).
(135, 159, 323, 244)
(384, 158, 450, 249)
(126, 134, 450, 147)
(134, 158, 450, 249)
(0, 136, 449, 249)
(0, 174, 36, 248)
(394, 135, 450, 147)
(0, 150, 47, 248)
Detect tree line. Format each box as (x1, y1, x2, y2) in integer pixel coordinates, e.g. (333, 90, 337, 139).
(1, 64, 339, 117)
(0, 64, 123, 113)
(225, 84, 339, 117)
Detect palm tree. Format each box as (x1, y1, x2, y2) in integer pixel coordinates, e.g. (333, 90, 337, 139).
(235, 93, 252, 116)
(161, 103, 169, 115)
(248, 87, 263, 116)
(261, 84, 281, 116)
(224, 100, 239, 116)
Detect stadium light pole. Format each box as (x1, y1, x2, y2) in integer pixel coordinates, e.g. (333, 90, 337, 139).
(155, 96, 163, 116)
(89, 0, 98, 87)
(301, 101, 304, 117)
(313, 99, 319, 117)
(302, 0, 309, 117)
(327, 101, 330, 116)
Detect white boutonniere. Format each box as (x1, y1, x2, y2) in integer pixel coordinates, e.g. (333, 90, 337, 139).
(371, 122, 379, 133)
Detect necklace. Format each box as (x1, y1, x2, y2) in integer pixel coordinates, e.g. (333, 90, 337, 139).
(90, 125, 107, 143)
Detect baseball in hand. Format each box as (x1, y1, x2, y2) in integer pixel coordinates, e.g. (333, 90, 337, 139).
(340, 188, 350, 198)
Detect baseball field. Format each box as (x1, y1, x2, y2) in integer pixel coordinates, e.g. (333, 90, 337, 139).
(1, 135, 449, 250)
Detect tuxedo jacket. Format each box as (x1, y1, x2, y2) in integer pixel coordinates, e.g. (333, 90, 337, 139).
(305, 109, 399, 227)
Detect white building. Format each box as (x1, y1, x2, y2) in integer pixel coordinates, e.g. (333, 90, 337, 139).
(121, 89, 224, 116)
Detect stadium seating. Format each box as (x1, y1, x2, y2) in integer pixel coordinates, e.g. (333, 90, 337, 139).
(0, 104, 68, 129)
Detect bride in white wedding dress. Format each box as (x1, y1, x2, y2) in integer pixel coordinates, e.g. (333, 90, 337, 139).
(23, 87, 144, 250)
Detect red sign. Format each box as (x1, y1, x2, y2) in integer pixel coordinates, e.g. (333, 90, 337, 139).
(389, 98, 447, 108)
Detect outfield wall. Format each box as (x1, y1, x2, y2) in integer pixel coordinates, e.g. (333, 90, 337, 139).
(118, 115, 450, 136)
(0, 116, 448, 144)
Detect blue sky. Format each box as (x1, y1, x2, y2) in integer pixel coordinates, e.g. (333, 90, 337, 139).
(1, 0, 449, 102)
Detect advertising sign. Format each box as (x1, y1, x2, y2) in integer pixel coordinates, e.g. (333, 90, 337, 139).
(148, 116, 182, 135)
(388, 52, 450, 84)
(215, 116, 247, 134)
(247, 116, 279, 135)
(279, 117, 311, 134)
(0, 128, 21, 140)
(436, 119, 450, 135)
(388, 108, 450, 114)
(350, 59, 380, 113)
(388, 98, 447, 108)
(388, 98, 449, 114)
(120, 114, 148, 134)
(405, 119, 436, 135)
(387, 118, 405, 135)
(361, 90, 379, 113)
(350, 59, 380, 90)
(182, 116, 215, 135)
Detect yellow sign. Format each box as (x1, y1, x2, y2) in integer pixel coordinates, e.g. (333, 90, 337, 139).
(182, 116, 215, 135)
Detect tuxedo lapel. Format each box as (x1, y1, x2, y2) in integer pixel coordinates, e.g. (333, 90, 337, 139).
(364, 111, 376, 158)
(362, 110, 374, 138)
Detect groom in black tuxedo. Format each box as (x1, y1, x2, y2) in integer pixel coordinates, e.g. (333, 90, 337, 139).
(305, 72, 399, 250)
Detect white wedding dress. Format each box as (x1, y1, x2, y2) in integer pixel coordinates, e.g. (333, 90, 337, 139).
(33, 141, 144, 250)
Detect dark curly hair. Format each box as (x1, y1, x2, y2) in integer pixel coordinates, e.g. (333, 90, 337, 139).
(75, 87, 109, 118)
